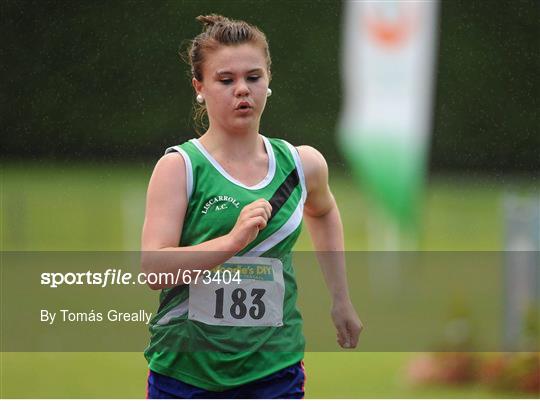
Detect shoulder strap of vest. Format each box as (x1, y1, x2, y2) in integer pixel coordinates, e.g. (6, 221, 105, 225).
(164, 145, 194, 202)
(280, 139, 307, 204)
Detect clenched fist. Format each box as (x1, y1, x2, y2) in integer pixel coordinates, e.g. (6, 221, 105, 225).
(227, 198, 272, 252)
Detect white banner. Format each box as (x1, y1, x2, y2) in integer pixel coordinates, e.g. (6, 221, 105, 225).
(339, 0, 439, 232)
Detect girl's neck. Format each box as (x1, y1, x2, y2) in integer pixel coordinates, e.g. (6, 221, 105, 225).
(199, 127, 264, 161)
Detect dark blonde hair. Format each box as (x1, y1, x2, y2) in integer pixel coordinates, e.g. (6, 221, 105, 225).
(182, 14, 272, 133)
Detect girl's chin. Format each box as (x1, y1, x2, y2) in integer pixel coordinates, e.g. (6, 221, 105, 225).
(212, 115, 261, 132)
(228, 116, 259, 128)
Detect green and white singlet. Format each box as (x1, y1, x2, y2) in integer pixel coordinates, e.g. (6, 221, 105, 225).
(144, 135, 307, 391)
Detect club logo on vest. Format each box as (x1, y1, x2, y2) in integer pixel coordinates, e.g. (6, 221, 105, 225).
(202, 195, 241, 214)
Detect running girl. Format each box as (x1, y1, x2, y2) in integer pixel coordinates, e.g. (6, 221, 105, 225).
(142, 14, 362, 399)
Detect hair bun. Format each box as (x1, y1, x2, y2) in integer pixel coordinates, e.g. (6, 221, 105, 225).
(196, 14, 230, 30)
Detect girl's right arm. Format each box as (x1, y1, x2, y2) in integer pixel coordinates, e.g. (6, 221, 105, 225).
(141, 152, 271, 289)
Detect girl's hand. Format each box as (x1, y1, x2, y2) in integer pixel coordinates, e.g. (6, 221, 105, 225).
(331, 299, 363, 349)
(227, 198, 272, 252)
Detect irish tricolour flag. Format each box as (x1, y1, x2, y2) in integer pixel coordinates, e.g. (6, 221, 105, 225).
(339, 1, 439, 242)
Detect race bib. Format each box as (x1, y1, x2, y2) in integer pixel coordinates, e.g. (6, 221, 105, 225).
(188, 256, 284, 327)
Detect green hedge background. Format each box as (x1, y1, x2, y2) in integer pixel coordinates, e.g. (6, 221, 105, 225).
(2, 0, 538, 173)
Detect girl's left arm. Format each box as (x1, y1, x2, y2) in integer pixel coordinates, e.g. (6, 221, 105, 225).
(297, 145, 363, 349)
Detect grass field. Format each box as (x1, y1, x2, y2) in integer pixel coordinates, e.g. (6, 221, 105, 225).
(2, 162, 522, 252)
(1, 162, 538, 398)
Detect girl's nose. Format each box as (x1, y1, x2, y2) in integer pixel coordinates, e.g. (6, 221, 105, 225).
(234, 79, 250, 97)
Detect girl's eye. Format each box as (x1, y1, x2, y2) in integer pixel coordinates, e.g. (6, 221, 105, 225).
(247, 76, 260, 82)
(220, 79, 233, 85)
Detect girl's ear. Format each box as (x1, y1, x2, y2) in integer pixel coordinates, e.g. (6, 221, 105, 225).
(192, 78, 203, 95)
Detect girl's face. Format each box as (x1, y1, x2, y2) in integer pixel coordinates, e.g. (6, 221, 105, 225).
(193, 43, 270, 133)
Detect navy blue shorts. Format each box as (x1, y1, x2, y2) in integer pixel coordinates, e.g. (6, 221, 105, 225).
(147, 361, 305, 399)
